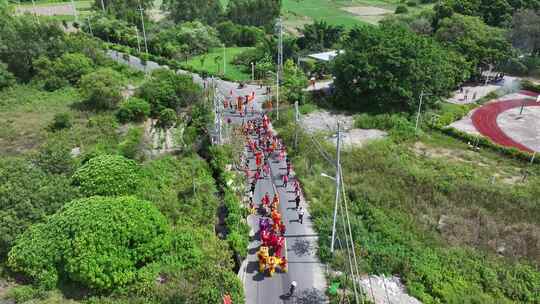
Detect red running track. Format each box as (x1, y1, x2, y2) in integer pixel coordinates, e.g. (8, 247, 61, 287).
(472, 95, 540, 153)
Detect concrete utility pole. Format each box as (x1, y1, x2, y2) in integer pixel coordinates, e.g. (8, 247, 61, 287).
(276, 17, 283, 121)
(223, 45, 226, 75)
(135, 27, 141, 53)
(251, 62, 255, 82)
(100, 0, 105, 11)
(294, 101, 299, 149)
(30, 0, 40, 24)
(137, 0, 148, 54)
(70, 0, 78, 23)
(330, 122, 341, 253)
(86, 17, 93, 36)
(415, 90, 432, 132)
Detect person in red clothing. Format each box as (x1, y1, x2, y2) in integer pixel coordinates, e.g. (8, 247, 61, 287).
(282, 174, 289, 188)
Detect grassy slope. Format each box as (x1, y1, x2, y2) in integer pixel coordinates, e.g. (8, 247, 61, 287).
(181, 47, 252, 82)
(272, 107, 540, 303)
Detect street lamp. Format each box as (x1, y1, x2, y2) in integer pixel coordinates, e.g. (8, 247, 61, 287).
(251, 62, 255, 82)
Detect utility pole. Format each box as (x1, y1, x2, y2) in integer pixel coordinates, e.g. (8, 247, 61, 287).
(100, 0, 105, 11)
(30, 0, 40, 24)
(137, 0, 148, 54)
(294, 101, 299, 149)
(70, 0, 78, 23)
(415, 90, 425, 132)
(276, 17, 283, 121)
(251, 62, 255, 82)
(330, 122, 341, 253)
(86, 17, 93, 36)
(135, 27, 141, 53)
(223, 45, 226, 76)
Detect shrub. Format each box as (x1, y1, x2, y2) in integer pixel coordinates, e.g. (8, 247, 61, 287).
(395, 5, 409, 14)
(35, 53, 94, 91)
(522, 80, 540, 93)
(0, 61, 16, 91)
(119, 127, 144, 160)
(48, 112, 72, 131)
(79, 68, 124, 110)
(157, 108, 177, 129)
(116, 97, 151, 123)
(33, 137, 75, 175)
(8, 196, 171, 291)
(72, 154, 142, 196)
(0, 158, 79, 258)
(137, 68, 202, 116)
(406, 0, 418, 6)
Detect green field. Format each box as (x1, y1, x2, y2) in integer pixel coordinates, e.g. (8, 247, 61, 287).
(181, 47, 252, 82)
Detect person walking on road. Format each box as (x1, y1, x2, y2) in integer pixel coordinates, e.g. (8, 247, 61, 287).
(289, 281, 297, 296)
(295, 194, 301, 210)
(282, 174, 289, 188)
(298, 207, 304, 224)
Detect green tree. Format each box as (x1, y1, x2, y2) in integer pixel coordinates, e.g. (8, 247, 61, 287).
(0, 61, 15, 90)
(8, 196, 171, 290)
(150, 21, 221, 58)
(116, 97, 151, 123)
(227, 0, 281, 29)
(282, 59, 308, 104)
(32, 137, 75, 175)
(297, 20, 343, 51)
(95, 0, 153, 24)
(333, 24, 469, 112)
(511, 9, 540, 56)
(157, 108, 177, 129)
(163, 0, 222, 24)
(0, 15, 64, 82)
(79, 68, 124, 110)
(73, 154, 142, 196)
(0, 158, 79, 258)
(435, 14, 512, 71)
(137, 68, 202, 116)
(35, 52, 94, 91)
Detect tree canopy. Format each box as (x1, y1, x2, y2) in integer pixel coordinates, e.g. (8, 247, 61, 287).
(79, 67, 125, 110)
(297, 20, 344, 51)
(137, 68, 202, 116)
(0, 158, 79, 258)
(435, 14, 512, 70)
(511, 9, 540, 56)
(8, 196, 170, 290)
(163, 0, 222, 24)
(73, 154, 142, 196)
(94, 0, 153, 24)
(333, 24, 469, 112)
(226, 0, 281, 29)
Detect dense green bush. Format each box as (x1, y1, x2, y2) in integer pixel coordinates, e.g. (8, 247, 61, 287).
(79, 68, 125, 110)
(0, 158, 79, 258)
(216, 21, 265, 47)
(35, 52, 94, 91)
(137, 68, 202, 116)
(48, 112, 72, 131)
(8, 196, 171, 290)
(157, 108, 177, 129)
(0, 61, 15, 90)
(116, 97, 151, 123)
(354, 113, 416, 141)
(522, 80, 540, 93)
(119, 126, 144, 160)
(73, 154, 142, 196)
(395, 5, 409, 14)
(32, 137, 75, 175)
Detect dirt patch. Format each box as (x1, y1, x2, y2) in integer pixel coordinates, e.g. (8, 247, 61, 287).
(360, 275, 422, 304)
(301, 110, 387, 148)
(15, 4, 75, 16)
(342, 6, 393, 24)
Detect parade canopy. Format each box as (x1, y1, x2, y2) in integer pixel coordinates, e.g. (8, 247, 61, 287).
(307, 50, 343, 62)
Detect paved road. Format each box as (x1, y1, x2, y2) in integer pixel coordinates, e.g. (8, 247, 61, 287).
(109, 50, 327, 304)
